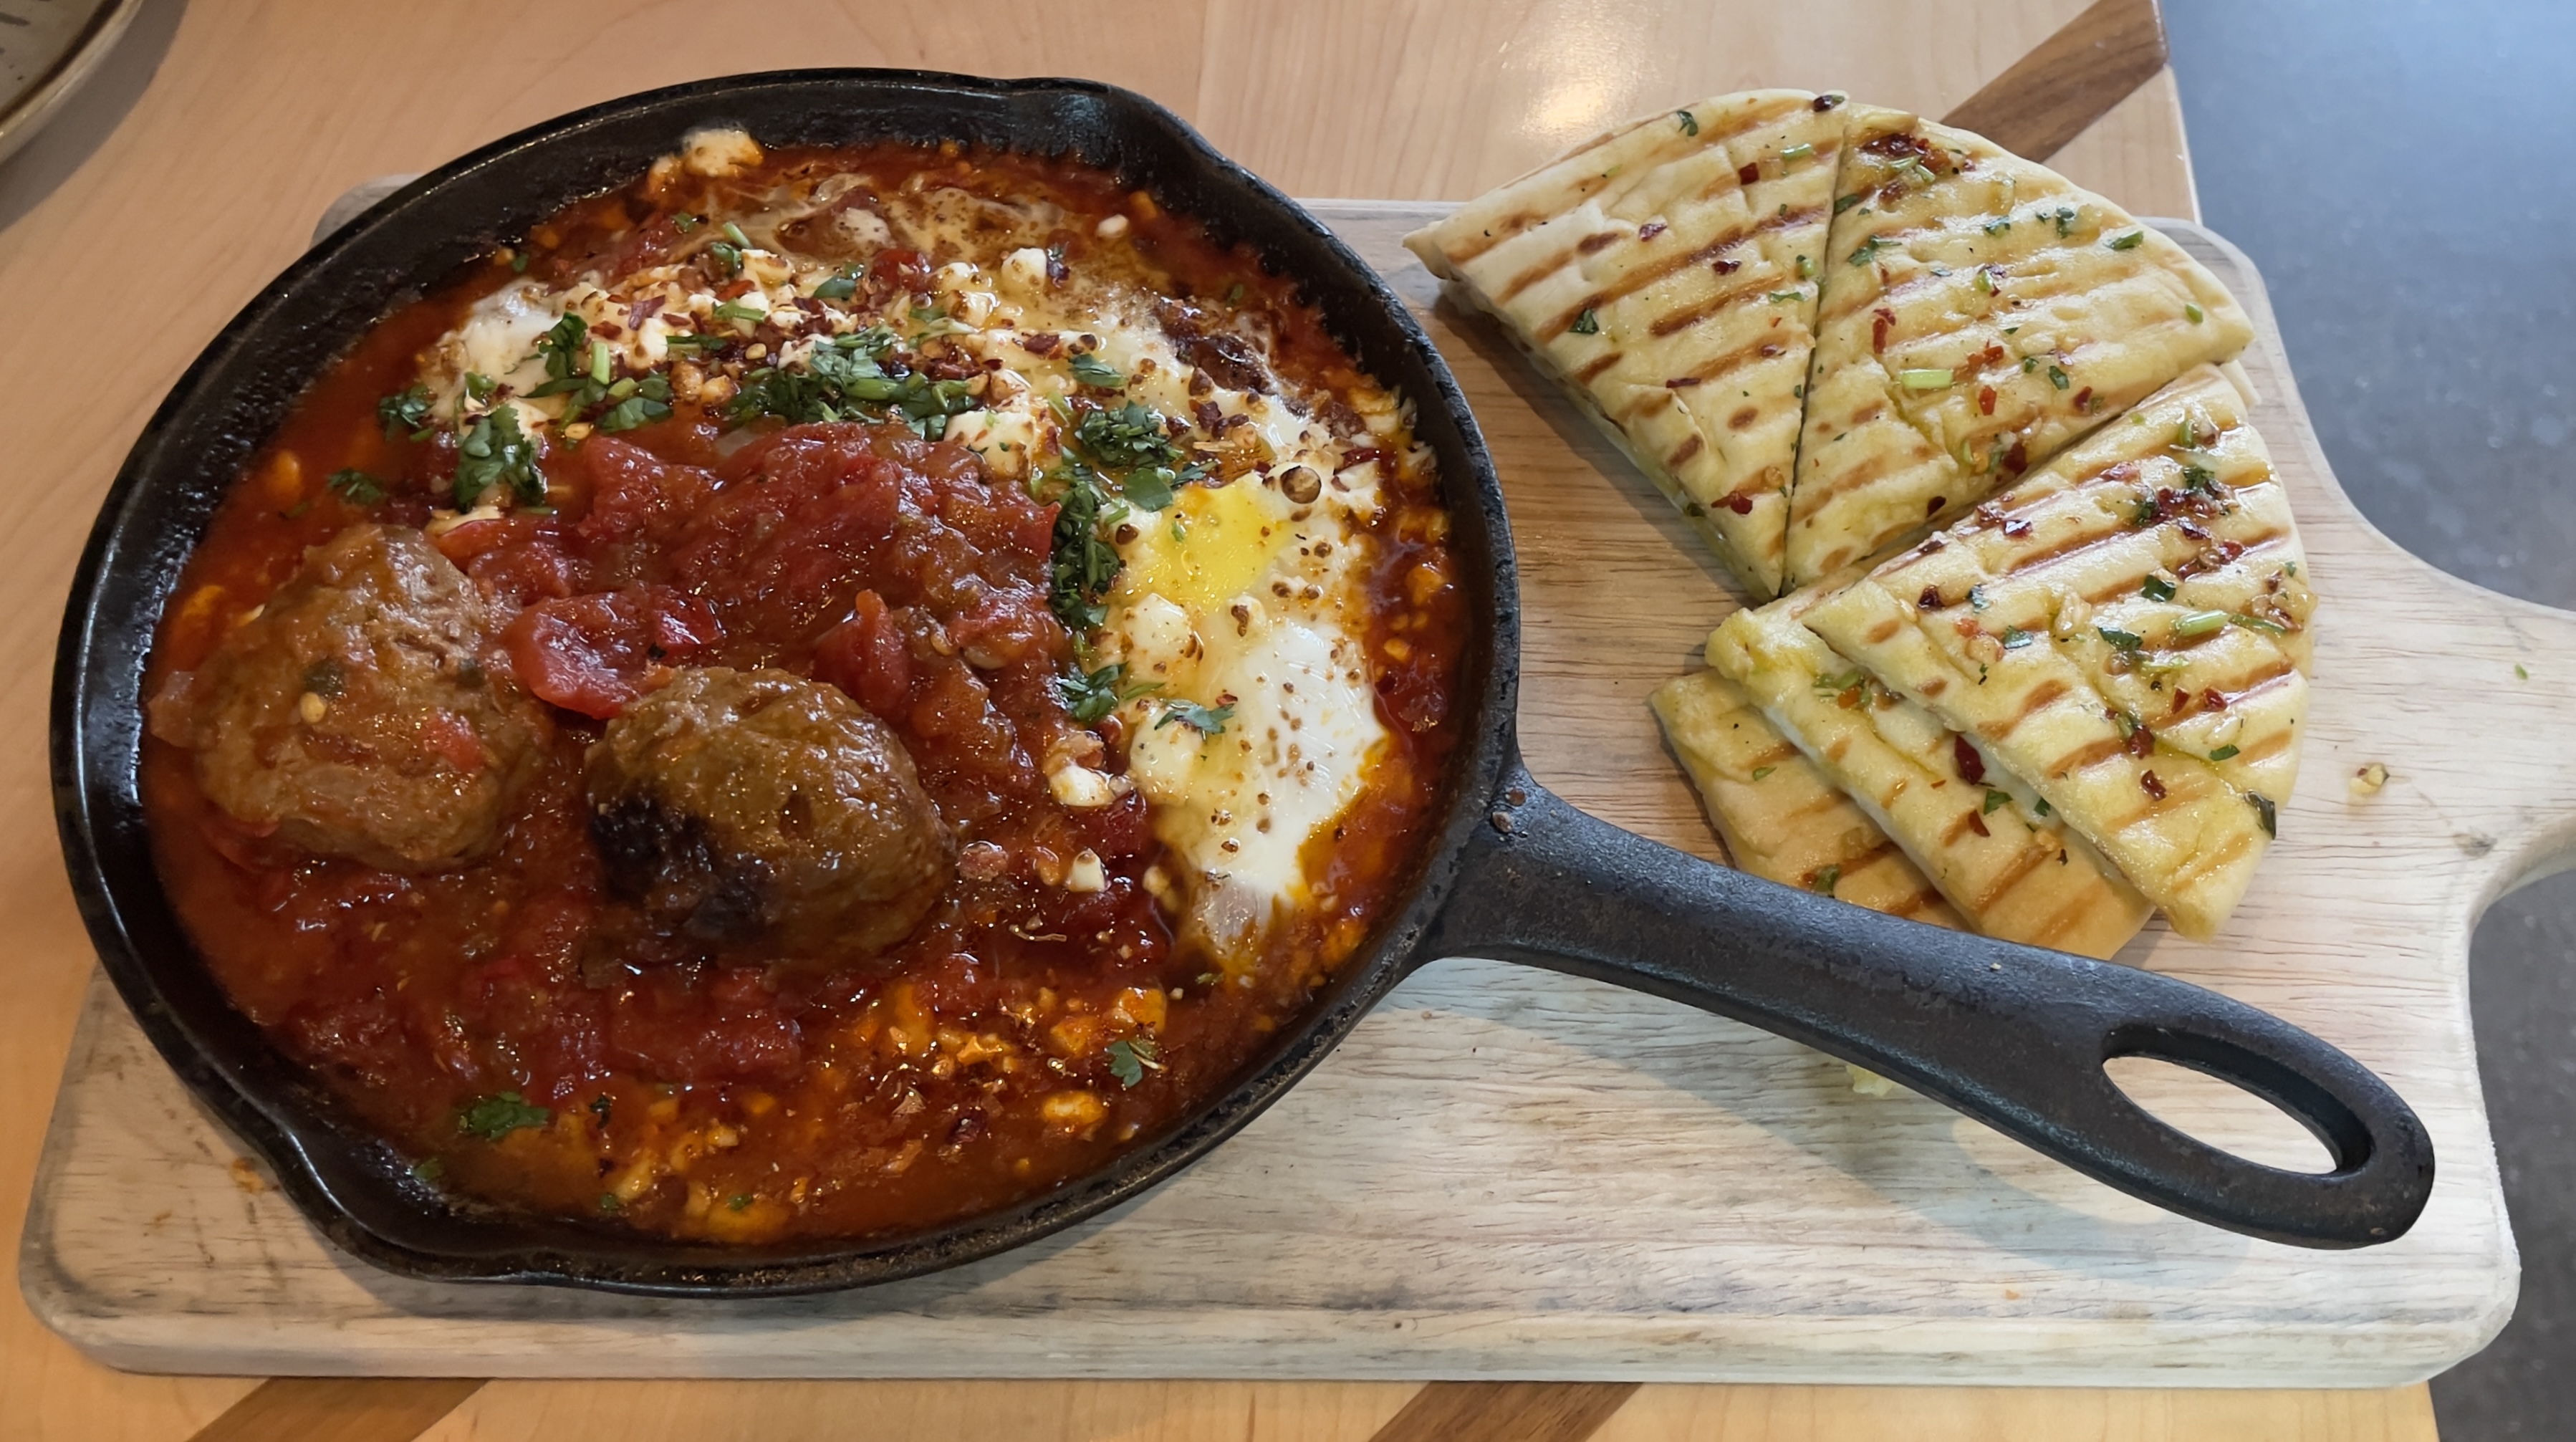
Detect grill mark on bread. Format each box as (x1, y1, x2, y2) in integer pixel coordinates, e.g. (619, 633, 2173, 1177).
(1966, 835, 2058, 913)
(1542, 204, 1827, 336)
(1991, 677, 2071, 739)
(1668, 433, 1706, 467)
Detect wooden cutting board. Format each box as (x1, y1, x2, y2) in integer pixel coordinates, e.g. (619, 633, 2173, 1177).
(19, 204, 2541, 1388)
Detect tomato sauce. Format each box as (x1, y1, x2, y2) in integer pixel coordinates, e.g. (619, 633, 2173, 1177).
(141, 143, 1467, 1243)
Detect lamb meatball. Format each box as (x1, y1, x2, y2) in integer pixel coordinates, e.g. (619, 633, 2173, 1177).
(586, 667, 952, 959)
(151, 524, 551, 871)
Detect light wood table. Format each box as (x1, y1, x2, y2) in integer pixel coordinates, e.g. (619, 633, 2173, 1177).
(0, 1, 2451, 1438)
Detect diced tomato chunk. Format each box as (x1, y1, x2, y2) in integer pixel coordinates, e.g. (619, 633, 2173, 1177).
(813, 590, 913, 715)
(501, 585, 721, 718)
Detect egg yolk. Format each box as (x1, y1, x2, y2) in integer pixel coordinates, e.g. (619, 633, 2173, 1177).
(1113, 478, 1294, 617)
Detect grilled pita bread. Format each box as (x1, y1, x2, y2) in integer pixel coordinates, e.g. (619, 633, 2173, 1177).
(1786, 104, 2255, 587)
(1406, 91, 1851, 597)
(1706, 580, 2150, 959)
(1650, 668, 1961, 926)
(1799, 365, 2311, 939)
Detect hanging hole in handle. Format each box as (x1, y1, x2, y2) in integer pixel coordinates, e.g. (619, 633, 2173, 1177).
(2102, 1055, 2338, 1175)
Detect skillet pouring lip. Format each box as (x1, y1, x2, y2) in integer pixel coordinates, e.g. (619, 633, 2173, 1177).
(49, 69, 1520, 1296)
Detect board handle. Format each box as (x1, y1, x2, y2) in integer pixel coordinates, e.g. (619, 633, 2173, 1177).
(1423, 764, 2436, 1249)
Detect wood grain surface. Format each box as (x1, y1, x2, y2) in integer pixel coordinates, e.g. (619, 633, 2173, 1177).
(0, 1, 2462, 1439)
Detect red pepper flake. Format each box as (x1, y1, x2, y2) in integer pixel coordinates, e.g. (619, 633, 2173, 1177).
(2201, 687, 2229, 711)
(1639, 221, 1668, 241)
(2140, 770, 2167, 800)
(1739, 163, 1760, 186)
(2171, 688, 2193, 716)
(2072, 385, 2094, 411)
(1725, 493, 1754, 514)
(2003, 438, 2029, 474)
(1714, 258, 1741, 275)
(1872, 307, 1896, 353)
(1966, 809, 1990, 837)
(1665, 376, 1703, 388)
(1952, 734, 1986, 784)
(1978, 385, 1996, 415)
(1020, 331, 1062, 356)
(2127, 725, 2156, 758)
(1926, 495, 1947, 514)
(2001, 517, 2032, 539)
(1918, 585, 1944, 610)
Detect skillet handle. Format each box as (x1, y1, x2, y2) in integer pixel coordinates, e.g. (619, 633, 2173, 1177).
(1421, 766, 2434, 1249)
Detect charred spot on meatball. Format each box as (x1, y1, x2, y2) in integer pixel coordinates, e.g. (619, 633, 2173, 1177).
(585, 667, 953, 961)
(148, 524, 549, 871)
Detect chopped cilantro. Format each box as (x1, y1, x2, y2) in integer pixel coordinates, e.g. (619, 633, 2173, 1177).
(2248, 792, 2278, 838)
(378, 382, 435, 439)
(458, 1092, 549, 1141)
(729, 1193, 754, 1212)
(1847, 234, 1884, 266)
(671, 213, 700, 233)
(1570, 307, 1600, 335)
(410, 1158, 444, 1183)
(2140, 574, 2177, 602)
(2107, 229, 2145, 250)
(1067, 350, 1125, 389)
(2229, 612, 2290, 636)
(2517, 663, 2530, 680)
(2001, 626, 2037, 649)
(708, 239, 742, 275)
(1058, 660, 1158, 724)
(1983, 216, 2011, 236)
(1045, 461, 1122, 632)
(598, 1193, 623, 1213)
(1969, 583, 1990, 610)
(2033, 797, 2052, 817)
(1984, 789, 2011, 814)
(1106, 1035, 1163, 1087)
(1810, 864, 1841, 897)
(326, 468, 387, 506)
(1768, 289, 1806, 304)
(453, 403, 544, 509)
(1750, 765, 1775, 781)
(463, 371, 497, 404)
(1835, 193, 1861, 214)
(2097, 625, 2145, 651)
(2049, 205, 2080, 238)
(812, 269, 860, 301)
(588, 1094, 613, 1125)
(1676, 110, 1699, 136)
(2046, 364, 2070, 390)
(2208, 744, 2241, 761)
(1156, 699, 1236, 736)
(713, 297, 766, 323)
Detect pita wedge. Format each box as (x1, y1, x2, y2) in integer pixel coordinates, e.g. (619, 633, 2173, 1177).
(1407, 91, 1851, 597)
(1650, 668, 1962, 927)
(1786, 104, 2255, 588)
(1706, 579, 2151, 959)
(1802, 365, 2313, 940)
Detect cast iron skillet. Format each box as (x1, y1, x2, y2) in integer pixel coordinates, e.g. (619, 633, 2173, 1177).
(52, 69, 2436, 1296)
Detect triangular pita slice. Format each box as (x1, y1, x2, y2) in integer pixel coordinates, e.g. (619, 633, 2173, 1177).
(1706, 578, 2150, 959)
(1801, 365, 2312, 939)
(1786, 104, 2256, 587)
(1650, 668, 1961, 926)
(1408, 91, 1850, 597)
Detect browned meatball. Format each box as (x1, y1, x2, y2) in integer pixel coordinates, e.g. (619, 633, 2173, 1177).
(586, 667, 952, 959)
(151, 524, 552, 870)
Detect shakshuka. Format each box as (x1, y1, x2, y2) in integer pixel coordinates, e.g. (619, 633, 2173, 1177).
(141, 130, 1465, 1242)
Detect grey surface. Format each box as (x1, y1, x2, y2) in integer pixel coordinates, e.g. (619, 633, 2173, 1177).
(2168, 1, 2576, 1435)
